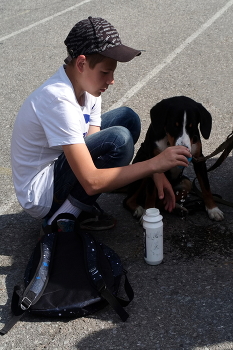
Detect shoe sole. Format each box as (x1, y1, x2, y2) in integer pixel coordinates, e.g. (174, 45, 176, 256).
(79, 220, 116, 231)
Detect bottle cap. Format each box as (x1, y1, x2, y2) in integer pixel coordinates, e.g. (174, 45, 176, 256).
(143, 208, 163, 223)
(146, 208, 160, 216)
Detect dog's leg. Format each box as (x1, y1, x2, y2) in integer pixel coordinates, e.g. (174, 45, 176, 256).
(173, 177, 192, 202)
(124, 179, 148, 219)
(193, 160, 224, 221)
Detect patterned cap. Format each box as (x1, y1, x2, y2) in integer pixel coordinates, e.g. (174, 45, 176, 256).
(64, 16, 141, 63)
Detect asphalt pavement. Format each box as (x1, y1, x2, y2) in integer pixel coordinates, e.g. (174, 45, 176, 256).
(1, 0, 233, 349)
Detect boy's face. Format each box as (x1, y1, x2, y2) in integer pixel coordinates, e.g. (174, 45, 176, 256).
(82, 57, 117, 97)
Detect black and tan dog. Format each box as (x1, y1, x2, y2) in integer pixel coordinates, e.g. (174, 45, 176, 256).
(124, 96, 224, 221)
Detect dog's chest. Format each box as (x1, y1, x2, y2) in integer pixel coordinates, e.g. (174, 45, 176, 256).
(154, 137, 182, 178)
(155, 137, 168, 152)
(168, 166, 183, 180)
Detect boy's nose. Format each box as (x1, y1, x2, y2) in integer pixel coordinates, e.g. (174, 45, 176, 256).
(107, 76, 114, 85)
(107, 72, 115, 85)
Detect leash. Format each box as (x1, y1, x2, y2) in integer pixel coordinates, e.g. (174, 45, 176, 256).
(188, 131, 233, 209)
(192, 131, 233, 172)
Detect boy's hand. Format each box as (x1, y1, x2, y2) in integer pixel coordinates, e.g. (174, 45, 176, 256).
(154, 146, 191, 173)
(153, 173, 175, 212)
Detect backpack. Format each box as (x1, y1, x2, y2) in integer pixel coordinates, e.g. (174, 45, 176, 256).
(0, 214, 134, 335)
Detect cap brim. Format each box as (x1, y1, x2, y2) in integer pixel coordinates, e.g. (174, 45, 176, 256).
(100, 44, 141, 62)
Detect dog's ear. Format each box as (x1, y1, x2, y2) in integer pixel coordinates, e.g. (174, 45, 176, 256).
(197, 102, 212, 139)
(150, 99, 170, 138)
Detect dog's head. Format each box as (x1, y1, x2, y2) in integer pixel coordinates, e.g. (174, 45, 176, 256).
(150, 96, 212, 152)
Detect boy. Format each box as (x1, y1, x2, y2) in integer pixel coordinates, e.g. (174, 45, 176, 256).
(11, 16, 191, 232)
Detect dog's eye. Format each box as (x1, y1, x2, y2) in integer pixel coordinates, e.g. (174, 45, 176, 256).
(175, 122, 179, 127)
(189, 124, 192, 128)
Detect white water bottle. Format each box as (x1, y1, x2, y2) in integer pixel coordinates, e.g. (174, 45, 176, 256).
(143, 208, 163, 265)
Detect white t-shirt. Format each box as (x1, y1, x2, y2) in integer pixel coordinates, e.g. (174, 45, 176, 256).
(11, 65, 101, 219)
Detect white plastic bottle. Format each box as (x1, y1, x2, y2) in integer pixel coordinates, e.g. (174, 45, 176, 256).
(143, 208, 163, 265)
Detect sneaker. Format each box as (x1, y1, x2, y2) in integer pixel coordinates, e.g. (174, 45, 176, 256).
(40, 213, 76, 236)
(40, 219, 51, 237)
(77, 205, 116, 231)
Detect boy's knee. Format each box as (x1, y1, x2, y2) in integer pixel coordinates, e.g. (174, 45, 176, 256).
(118, 106, 141, 143)
(116, 127, 134, 161)
(119, 106, 140, 121)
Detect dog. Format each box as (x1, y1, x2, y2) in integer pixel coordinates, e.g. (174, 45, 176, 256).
(124, 96, 224, 221)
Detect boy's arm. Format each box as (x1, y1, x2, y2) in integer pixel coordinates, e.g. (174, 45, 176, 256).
(87, 125, 100, 136)
(62, 143, 191, 196)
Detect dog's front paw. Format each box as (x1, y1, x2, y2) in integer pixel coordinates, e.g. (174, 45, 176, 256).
(133, 206, 147, 225)
(133, 205, 145, 219)
(206, 207, 224, 221)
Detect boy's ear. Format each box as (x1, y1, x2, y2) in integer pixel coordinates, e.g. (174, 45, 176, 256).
(76, 55, 86, 72)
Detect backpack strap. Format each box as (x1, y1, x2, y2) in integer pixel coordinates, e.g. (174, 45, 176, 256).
(79, 230, 132, 322)
(96, 280, 129, 322)
(115, 270, 134, 307)
(98, 270, 134, 321)
(101, 244, 134, 306)
(21, 232, 56, 308)
(0, 232, 57, 335)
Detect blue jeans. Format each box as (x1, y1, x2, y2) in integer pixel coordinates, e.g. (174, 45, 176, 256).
(45, 107, 141, 218)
